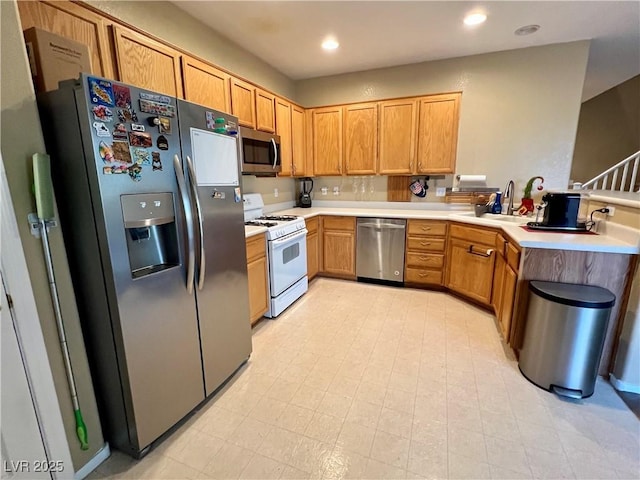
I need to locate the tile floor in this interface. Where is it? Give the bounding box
[89,278,640,479]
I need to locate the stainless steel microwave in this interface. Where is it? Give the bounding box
[240,126,281,174]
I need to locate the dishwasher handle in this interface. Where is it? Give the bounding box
[358,222,406,230]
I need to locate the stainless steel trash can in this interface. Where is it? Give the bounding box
[519,281,615,398]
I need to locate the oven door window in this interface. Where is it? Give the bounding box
[269,233,307,297]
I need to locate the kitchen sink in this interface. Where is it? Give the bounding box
[481,213,529,224]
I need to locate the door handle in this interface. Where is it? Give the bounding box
[173,154,194,294]
[468,245,494,257]
[186,155,205,290]
[271,138,278,169]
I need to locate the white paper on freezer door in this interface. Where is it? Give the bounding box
[190,128,239,186]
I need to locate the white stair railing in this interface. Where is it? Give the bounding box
[581,150,640,193]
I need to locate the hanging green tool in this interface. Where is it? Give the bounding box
[31,153,89,450]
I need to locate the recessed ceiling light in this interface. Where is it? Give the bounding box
[515,24,541,36]
[463,13,487,26]
[321,38,339,51]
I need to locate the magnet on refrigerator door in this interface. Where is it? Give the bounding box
[113,123,128,140]
[118,108,138,123]
[88,77,114,106]
[93,122,110,137]
[92,105,113,122]
[128,131,153,148]
[131,148,150,166]
[128,164,142,182]
[158,117,171,134]
[112,141,133,164]
[156,135,169,151]
[113,84,132,109]
[152,152,163,171]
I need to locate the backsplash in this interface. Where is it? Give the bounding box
[241,175,295,205]
[310,175,454,202]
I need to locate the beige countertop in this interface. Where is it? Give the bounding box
[244,225,268,238]
[264,206,640,254]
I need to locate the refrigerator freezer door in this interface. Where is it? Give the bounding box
[178,100,252,396]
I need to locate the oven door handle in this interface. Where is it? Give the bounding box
[271,138,278,170]
[271,228,307,247]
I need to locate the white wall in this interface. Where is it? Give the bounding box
[1,0,104,470]
[297,41,590,202]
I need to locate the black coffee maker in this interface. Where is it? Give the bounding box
[297,177,313,208]
[527,192,586,231]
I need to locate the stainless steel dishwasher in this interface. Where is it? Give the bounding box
[356,218,406,283]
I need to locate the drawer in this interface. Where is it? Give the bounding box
[405,267,442,285]
[406,252,444,269]
[305,216,319,235]
[407,220,447,237]
[245,233,266,262]
[506,242,520,271]
[406,236,446,252]
[323,215,355,231]
[450,223,497,246]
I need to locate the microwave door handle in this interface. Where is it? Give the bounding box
[186,155,205,290]
[173,154,195,294]
[271,138,278,170]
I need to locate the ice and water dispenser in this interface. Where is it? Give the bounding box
[121,193,179,278]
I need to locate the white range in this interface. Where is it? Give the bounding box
[243,193,308,317]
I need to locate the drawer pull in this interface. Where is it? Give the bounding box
[420,242,431,246]
[419,273,428,277]
[469,245,493,257]
[421,226,431,231]
[420,256,428,260]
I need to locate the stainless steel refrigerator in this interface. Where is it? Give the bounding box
[38,74,252,457]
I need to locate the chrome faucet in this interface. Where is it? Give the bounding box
[504,180,515,215]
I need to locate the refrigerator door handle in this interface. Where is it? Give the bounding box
[186,155,205,290]
[271,138,278,170]
[173,154,195,294]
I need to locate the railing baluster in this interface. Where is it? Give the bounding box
[603,174,609,190]
[621,163,629,192]
[630,155,639,193]
[611,169,619,191]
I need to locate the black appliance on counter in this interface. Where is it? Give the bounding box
[527,192,587,232]
[297,177,314,208]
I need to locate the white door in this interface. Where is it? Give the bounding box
[1,277,50,479]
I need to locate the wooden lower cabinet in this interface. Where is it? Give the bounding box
[321,216,356,278]
[245,234,268,325]
[446,224,497,306]
[306,217,319,280]
[404,219,447,286]
[500,265,518,340]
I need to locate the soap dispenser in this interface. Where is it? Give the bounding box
[491,192,503,214]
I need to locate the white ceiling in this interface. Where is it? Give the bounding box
[173,1,640,101]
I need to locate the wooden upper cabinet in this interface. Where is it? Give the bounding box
[416,93,460,174]
[378,99,417,174]
[256,89,276,133]
[181,56,230,112]
[312,106,343,176]
[275,97,292,176]
[343,103,378,175]
[291,105,306,177]
[230,77,256,128]
[18,0,114,79]
[112,26,182,97]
